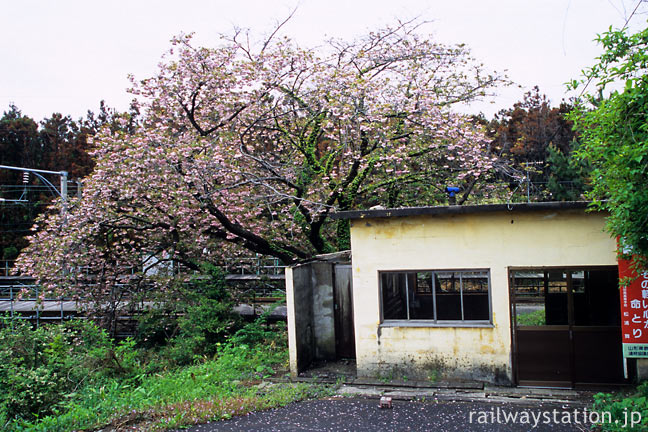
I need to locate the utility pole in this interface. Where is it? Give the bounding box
[60,171,68,214]
[0,165,69,210]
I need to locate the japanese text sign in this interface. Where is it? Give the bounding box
[619,254,648,358]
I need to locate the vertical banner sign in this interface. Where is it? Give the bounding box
[619,253,648,358]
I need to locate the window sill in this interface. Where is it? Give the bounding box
[380,320,494,329]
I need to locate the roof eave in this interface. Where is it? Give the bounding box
[330,201,596,220]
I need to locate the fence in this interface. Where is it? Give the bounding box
[2,256,286,278]
[0,256,287,327]
[0,283,73,322]
[0,260,14,277]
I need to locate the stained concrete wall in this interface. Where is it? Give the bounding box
[637,359,648,381]
[311,262,336,360]
[349,208,617,384]
[286,266,314,375]
[287,260,338,377]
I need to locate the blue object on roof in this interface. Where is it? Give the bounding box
[446,186,460,197]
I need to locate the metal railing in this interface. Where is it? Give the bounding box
[0,283,72,322]
[1,256,286,278]
[0,255,287,325]
[219,257,286,276]
[0,260,16,277]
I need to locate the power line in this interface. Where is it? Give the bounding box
[0,185,69,188]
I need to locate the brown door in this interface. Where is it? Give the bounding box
[512,267,628,387]
[334,264,355,359]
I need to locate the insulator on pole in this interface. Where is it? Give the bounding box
[22,172,29,184]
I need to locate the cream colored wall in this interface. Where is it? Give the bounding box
[285,267,299,377]
[349,209,617,383]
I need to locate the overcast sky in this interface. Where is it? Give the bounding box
[1,0,645,122]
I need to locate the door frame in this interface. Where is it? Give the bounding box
[509,265,627,388]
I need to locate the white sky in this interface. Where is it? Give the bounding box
[1,0,645,121]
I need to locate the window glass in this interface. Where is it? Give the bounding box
[415,272,432,294]
[380,269,490,323]
[512,268,619,327]
[462,271,490,320]
[409,272,435,319]
[571,271,585,294]
[435,272,462,320]
[546,271,568,325]
[574,270,620,326]
[513,271,546,326]
[381,272,407,320]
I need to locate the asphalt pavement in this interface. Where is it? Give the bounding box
[181,397,597,431]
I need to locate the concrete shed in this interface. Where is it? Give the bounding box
[287,202,638,387]
[286,251,354,376]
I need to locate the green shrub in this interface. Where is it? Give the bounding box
[0,265,293,430]
[135,306,179,348]
[136,264,242,369]
[516,309,546,326]
[0,318,142,423]
[593,381,648,431]
[8,322,303,431]
[230,306,287,347]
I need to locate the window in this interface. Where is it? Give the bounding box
[511,267,620,327]
[380,269,491,324]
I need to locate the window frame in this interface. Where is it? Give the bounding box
[379,268,493,328]
[510,266,621,328]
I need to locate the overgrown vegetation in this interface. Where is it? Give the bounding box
[135,265,243,368]
[0,268,326,430]
[0,314,326,431]
[593,381,648,431]
[568,22,648,268]
[515,308,546,326]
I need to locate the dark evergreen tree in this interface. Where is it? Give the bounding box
[0,102,138,261]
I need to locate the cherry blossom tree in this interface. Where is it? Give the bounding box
[16,21,506,320]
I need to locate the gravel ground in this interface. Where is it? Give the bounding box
[180,397,597,431]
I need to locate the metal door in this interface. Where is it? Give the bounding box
[334,264,355,359]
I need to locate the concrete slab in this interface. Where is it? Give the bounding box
[337,386,384,397]
[335,384,594,406]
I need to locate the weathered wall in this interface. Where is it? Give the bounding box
[311,262,336,360]
[349,209,617,384]
[637,359,648,381]
[286,261,338,377]
[286,266,314,376]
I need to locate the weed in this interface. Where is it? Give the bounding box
[377,369,394,384]
[591,381,648,431]
[1,309,317,431]
[516,309,546,326]
[0,266,306,431]
[427,370,439,383]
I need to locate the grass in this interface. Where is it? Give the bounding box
[0,315,334,431]
[591,381,648,431]
[0,268,330,431]
[7,342,332,431]
[516,309,546,326]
